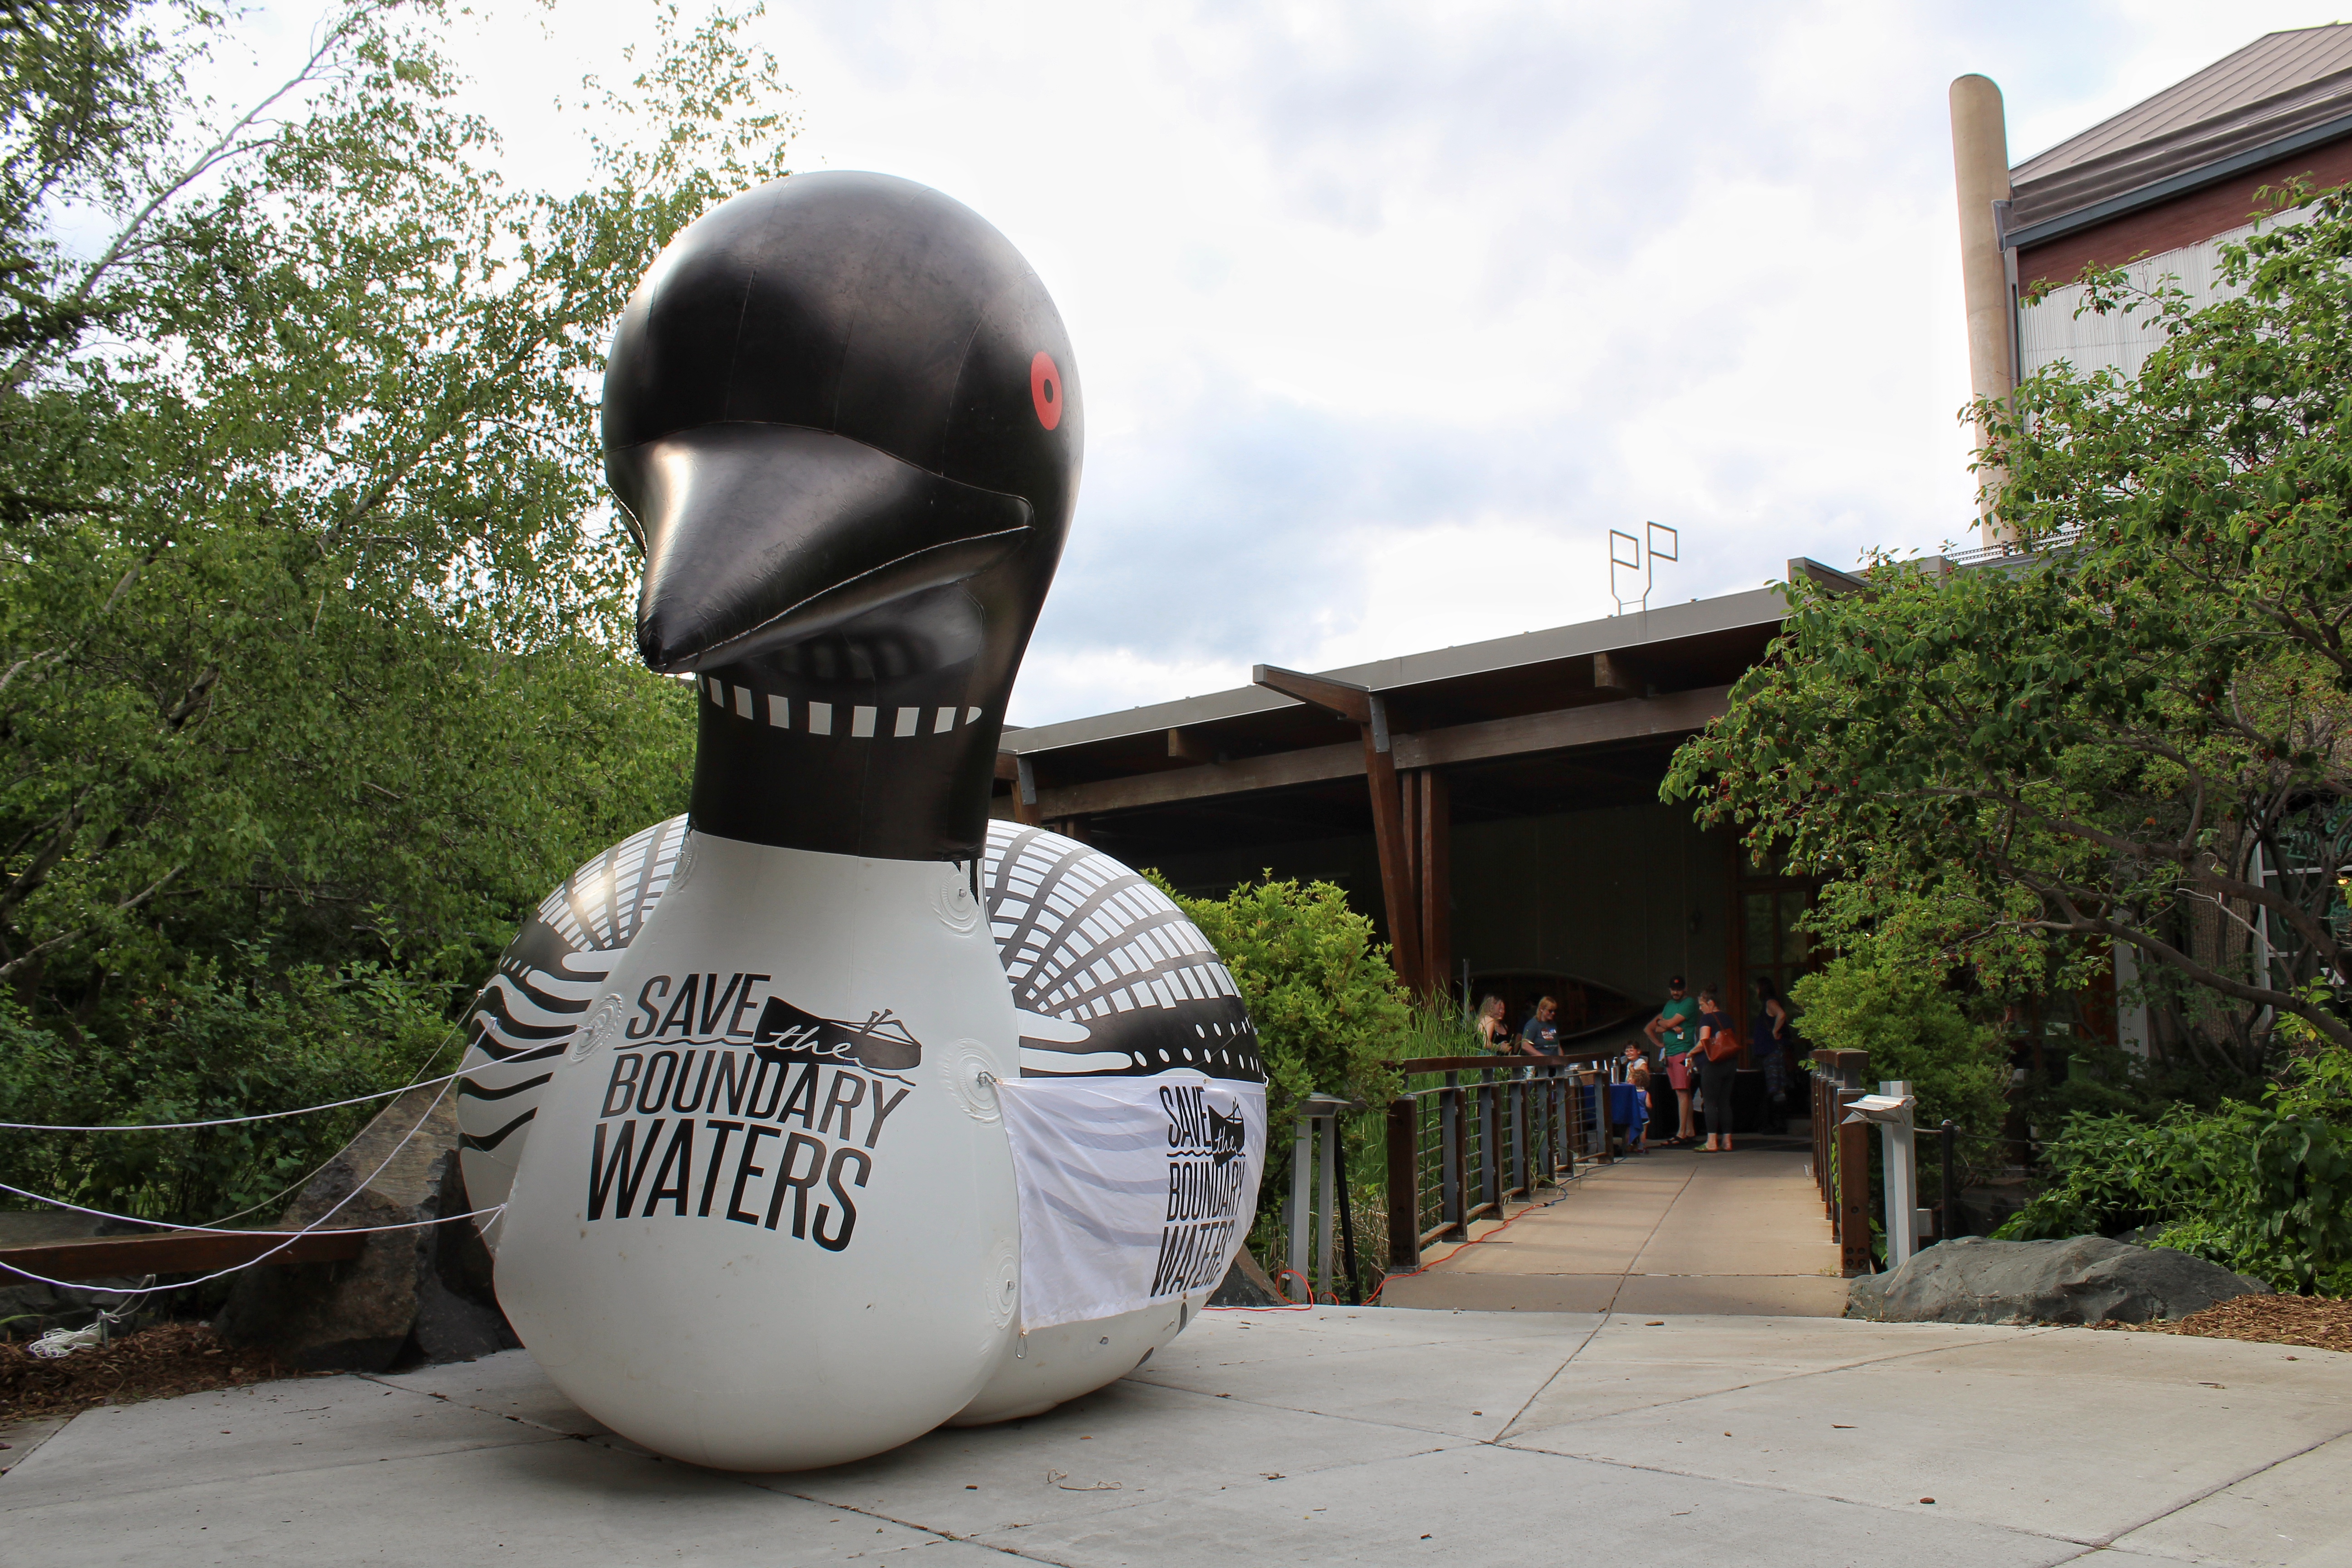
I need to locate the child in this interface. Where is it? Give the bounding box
[1623,1045,1652,1154]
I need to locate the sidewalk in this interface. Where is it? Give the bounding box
[1380,1144,1849,1315]
[5,1308,2347,1565]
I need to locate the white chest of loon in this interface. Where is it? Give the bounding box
[450,172,1266,1472]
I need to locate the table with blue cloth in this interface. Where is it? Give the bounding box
[1579,1083,1647,1148]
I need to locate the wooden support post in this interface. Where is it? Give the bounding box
[1411,768,1451,998]
[1360,718,1422,988]
[1385,1097,1419,1269]
[1837,1092,1873,1276]
[1590,1069,1614,1164]
[1254,665,1422,988]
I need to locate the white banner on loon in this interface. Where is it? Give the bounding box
[998,1076,1265,1332]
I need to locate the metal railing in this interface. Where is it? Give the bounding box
[1287,1093,1365,1302]
[1809,1049,1874,1276]
[1379,1051,1632,1271]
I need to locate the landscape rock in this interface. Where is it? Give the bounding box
[1208,1247,1284,1307]
[1847,1235,2269,1325]
[213,1086,516,1371]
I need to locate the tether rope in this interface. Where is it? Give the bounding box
[0,1067,474,1132]
[0,1071,471,1301]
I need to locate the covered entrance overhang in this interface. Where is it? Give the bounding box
[993,580,1817,1029]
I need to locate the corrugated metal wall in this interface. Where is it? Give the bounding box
[2016,218,2257,383]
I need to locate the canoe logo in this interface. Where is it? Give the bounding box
[751,997,923,1074]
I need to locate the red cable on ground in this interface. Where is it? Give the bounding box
[1207,1182,1584,1314]
[1363,1184,1575,1306]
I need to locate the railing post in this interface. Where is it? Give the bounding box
[1592,1069,1614,1163]
[1440,1083,1464,1240]
[1836,1088,1872,1276]
[1479,1078,1501,1213]
[1290,1111,1313,1284]
[1508,1079,1526,1198]
[1560,1069,1576,1176]
[1811,1059,1831,1214]
[1386,1097,1419,1269]
[1939,1119,1961,1241]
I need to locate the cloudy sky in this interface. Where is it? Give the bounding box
[285,1,2346,724]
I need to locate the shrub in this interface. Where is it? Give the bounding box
[1789,959,2008,1143]
[1994,1047,2352,1293]
[0,952,455,1227]
[1152,874,1408,1258]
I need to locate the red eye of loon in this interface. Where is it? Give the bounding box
[1030,351,1062,431]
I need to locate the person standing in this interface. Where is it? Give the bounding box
[1694,985,1739,1152]
[1751,975,1793,1115]
[1622,1043,1652,1153]
[1476,994,1514,1056]
[1646,976,1699,1145]
[1521,995,1561,1056]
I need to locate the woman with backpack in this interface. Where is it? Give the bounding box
[1694,985,1740,1152]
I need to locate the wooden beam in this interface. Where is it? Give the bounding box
[1254,664,1418,990]
[0,1228,367,1281]
[1414,769,1452,998]
[1012,755,1043,826]
[1166,727,1216,763]
[1027,685,1731,818]
[1359,725,1421,988]
[1033,737,1361,816]
[1787,557,1872,598]
[1593,651,1647,698]
[1252,664,1372,726]
[1395,685,1729,770]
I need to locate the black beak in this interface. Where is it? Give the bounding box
[611,424,1033,674]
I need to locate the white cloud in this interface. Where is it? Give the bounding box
[278,0,2347,721]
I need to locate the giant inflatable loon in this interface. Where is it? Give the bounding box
[449,172,1268,1472]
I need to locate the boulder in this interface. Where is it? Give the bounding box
[213,1086,517,1371]
[1208,1247,1284,1307]
[1847,1235,2269,1325]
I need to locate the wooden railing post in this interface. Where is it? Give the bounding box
[1836,1088,1873,1276]
[1440,1081,1464,1240]
[1592,1069,1614,1163]
[1478,1078,1501,1213]
[1385,1097,1419,1269]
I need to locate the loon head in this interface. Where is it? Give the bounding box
[603,172,1080,862]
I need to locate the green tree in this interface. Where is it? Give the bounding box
[0,1,794,1221]
[1665,184,2352,1090]
[1786,958,2007,1142]
[1154,874,1407,1246]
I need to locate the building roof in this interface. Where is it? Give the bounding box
[990,575,1817,865]
[1002,584,1786,758]
[2009,24,2352,244]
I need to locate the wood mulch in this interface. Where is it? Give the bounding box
[1,1323,314,1424]
[2094,1294,2352,1354]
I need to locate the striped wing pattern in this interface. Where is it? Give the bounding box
[454,815,690,1235]
[985,821,1264,1083]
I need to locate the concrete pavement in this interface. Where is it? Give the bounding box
[1382,1142,1851,1315]
[5,1306,2347,1565]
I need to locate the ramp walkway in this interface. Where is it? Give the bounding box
[1380,1144,1848,1315]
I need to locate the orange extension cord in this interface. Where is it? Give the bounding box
[1205,1181,1579,1313]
